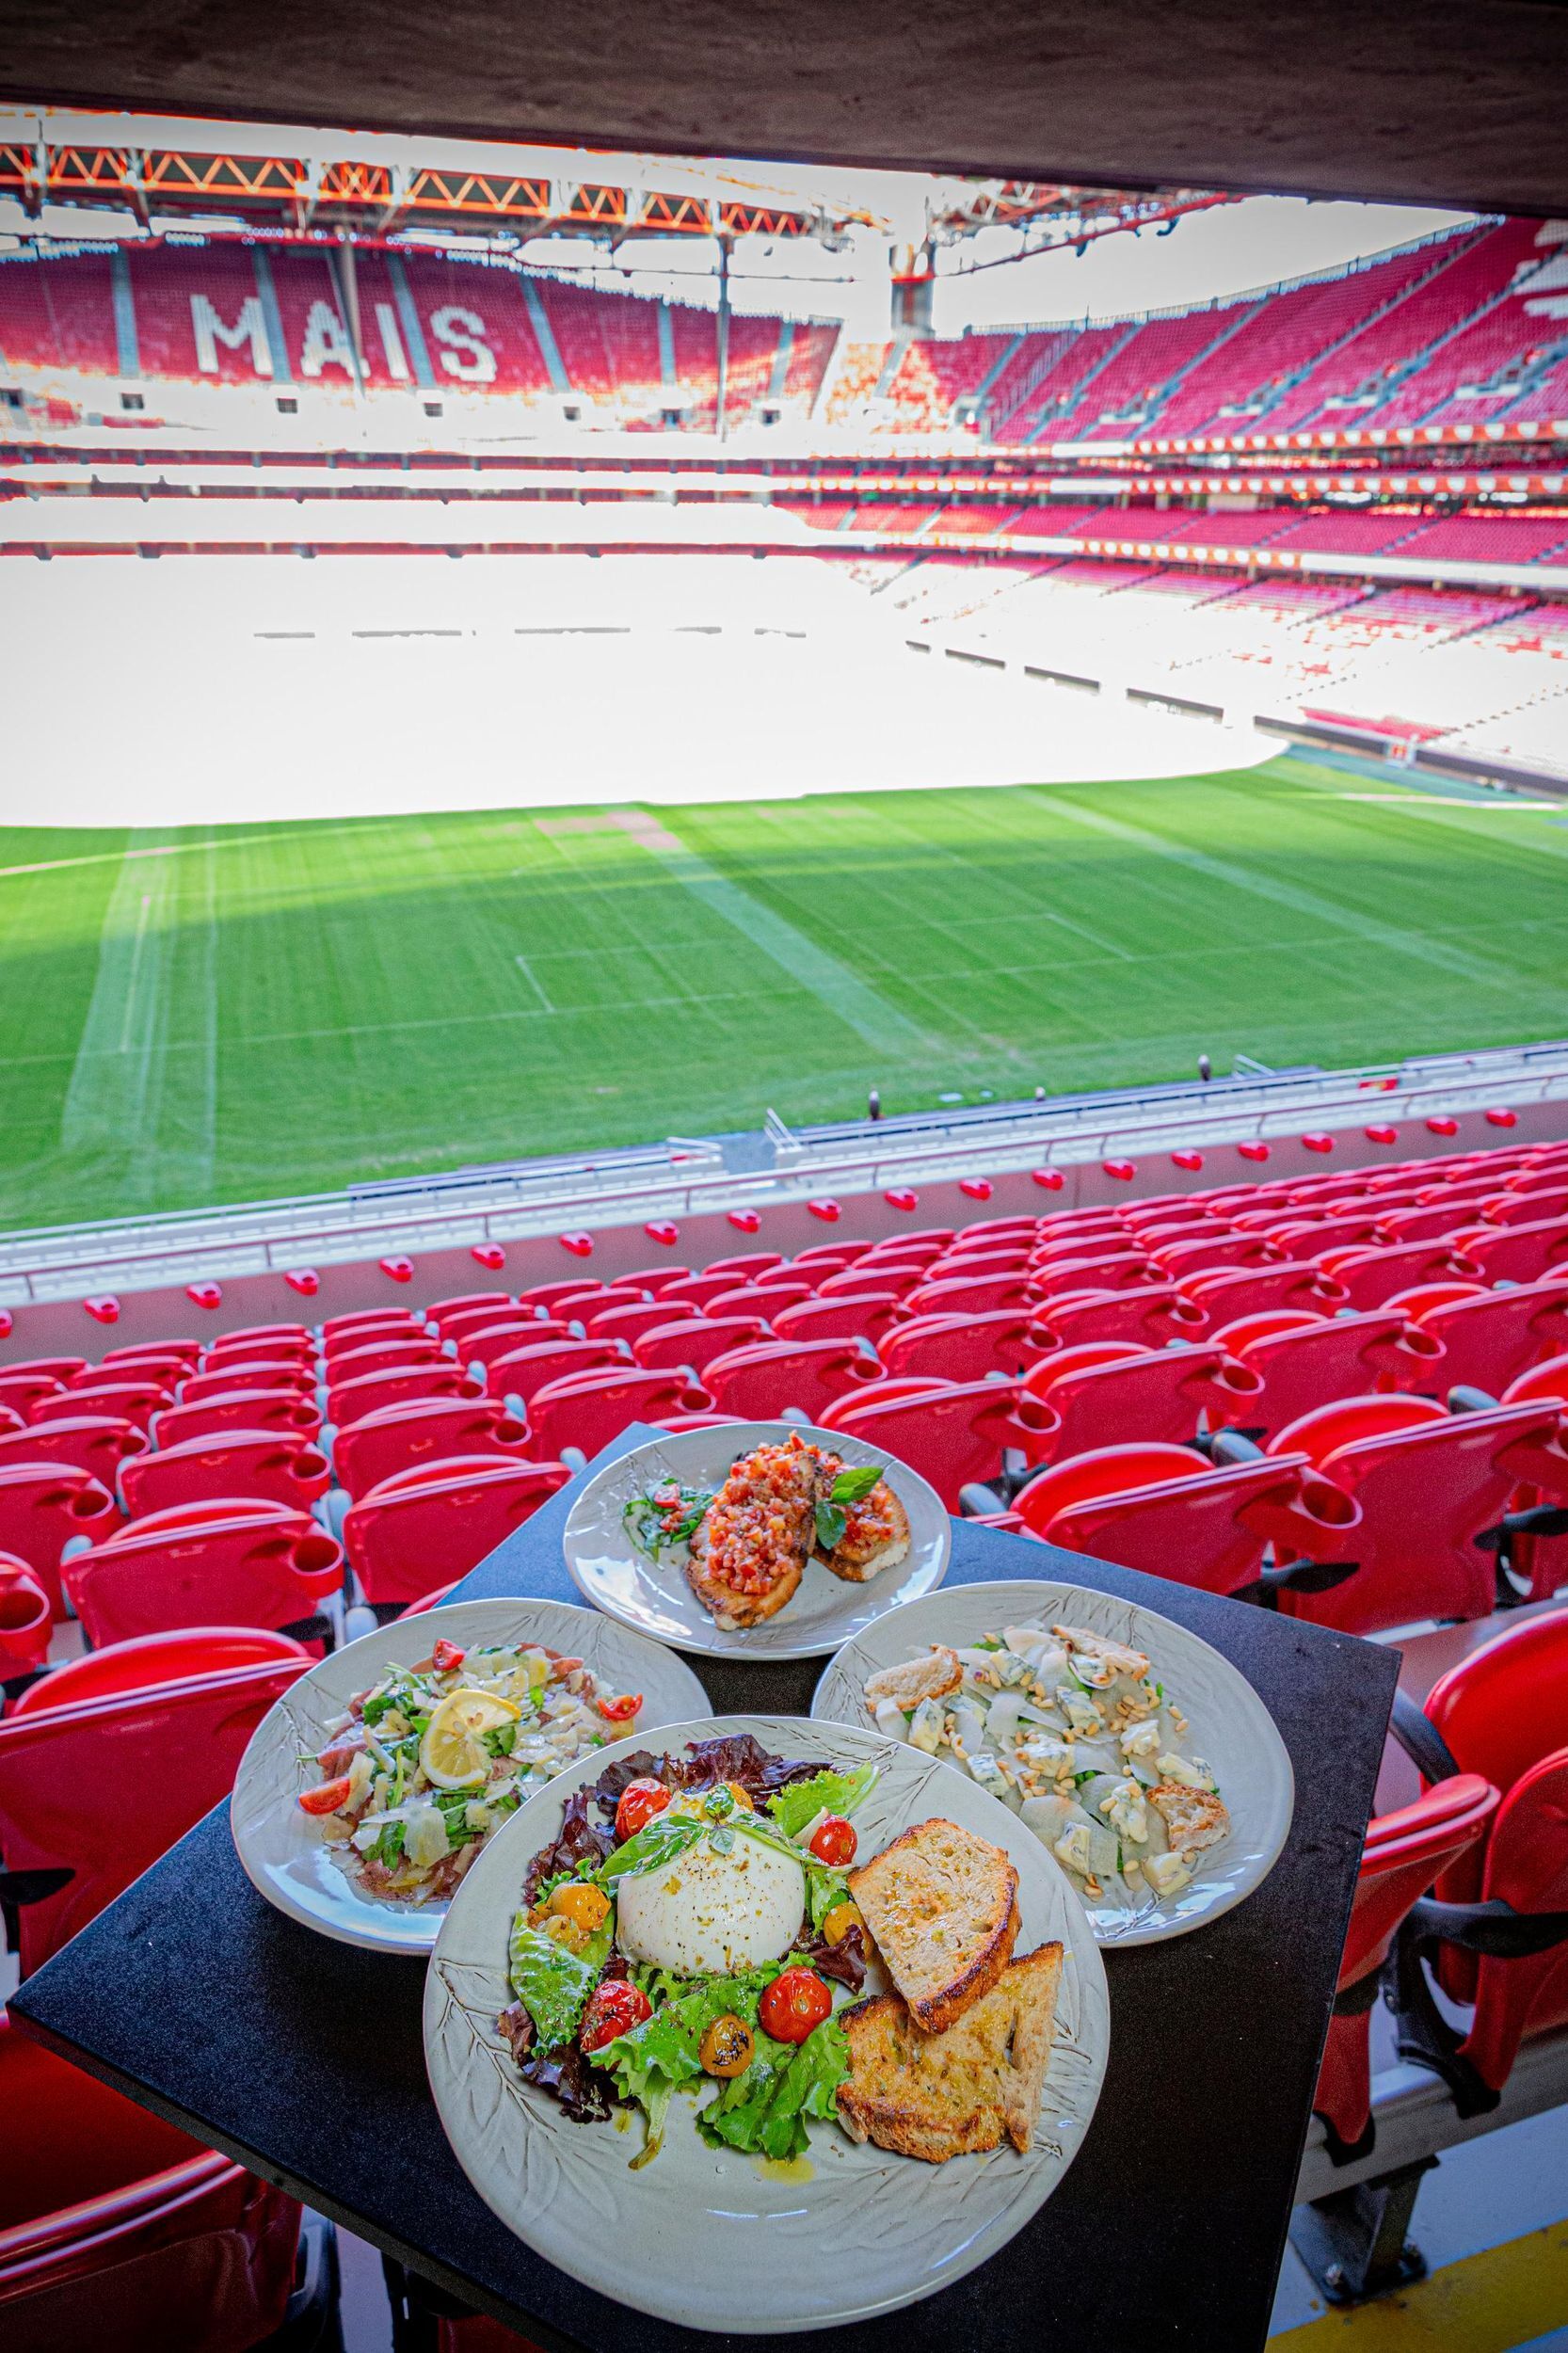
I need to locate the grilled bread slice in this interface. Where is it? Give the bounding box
[685,1514,805,1627]
[817,1480,911,1583]
[837,1942,1063,2162]
[848,1817,1020,2033]
[862,1646,963,1712]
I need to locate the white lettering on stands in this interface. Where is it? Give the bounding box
[374,302,411,383]
[190,294,271,377]
[430,306,496,384]
[300,300,356,378]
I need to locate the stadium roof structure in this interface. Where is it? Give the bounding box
[1,0,1563,220]
[0,108,1228,273]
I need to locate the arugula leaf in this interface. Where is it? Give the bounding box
[481,1720,519,1759]
[507,1921,601,2050]
[366,1820,406,1868]
[764,1764,878,1842]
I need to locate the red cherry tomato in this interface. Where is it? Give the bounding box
[808,1815,857,1867]
[430,1639,466,1672]
[580,1978,653,2056]
[759,1967,832,2046]
[297,1773,352,1817]
[596,1691,643,1723]
[615,1778,672,1843]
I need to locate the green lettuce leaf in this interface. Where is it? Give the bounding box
[506,1920,602,2050]
[696,2010,851,2163]
[763,1763,878,1842]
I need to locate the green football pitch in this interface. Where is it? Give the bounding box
[2,753,1564,1233]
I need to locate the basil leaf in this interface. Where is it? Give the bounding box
[814,1501,847,1552]
[831,1465,885,1504]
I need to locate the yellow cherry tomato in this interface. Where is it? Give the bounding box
[698,2013,756,2078]
[549,1881,611,1933]
[822,1899,866,1947]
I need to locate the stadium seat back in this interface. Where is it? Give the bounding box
[330,1395,532,1501]
[525,1366,710,1461]
[0,2012,302,2353]
[320,1335,441,1383]
[0,1374,66,1418]
[701,1338,882,1421]
[30,1381,170,1436]
[61,1504,344,1647]
[632,1316,771,1376]
[485,1337,621,1405]
[705,1282,814,1321]
[178,1360,315,1405]
[322,1310,417,1342]
[0,1463,117,1619]
[326,1361,479,1427]
[1484,1183,1568,1227]
[1460,1750,1568,2095]
[701,1252,784,1281]
[652,1273,753,1315]
[1314,1775,1497,2154]
[83,1349,193,1387]
[1035,1283,1210,1349]
[515,1279,620,1315]
[344,1459,570,1607]
[769,1292,904,1345]
[1226,1308,1444,1433]
[0,1555,51,1675]
[0,1646,311,1969]
[455,1319,562,1371]
[1403,1277,1568,1395]
[424,1290,513,1330]
[0,1414,146,1486]
[120,1429,331,1518]
[1150,1233,1282,1276]
[1024,1340,1263,1462]
[879,1308,1039,1385]
[903,1271,1039,1319]
[1322,1238,1484,1310]
[156,1387,323,1448]
[1028,1251,1162,1302]
[818,1377,1051,1512]
[585,1299,703,1342]
[814,1260,929,1300]
[1015,1443,1358,1599]
[1180,1260,1348,1322]
[214,1322,312,1352]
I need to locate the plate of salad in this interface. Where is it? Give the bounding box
[812,1579,1295,1945]
[561,1420,951,1660]
[424,1714,1109,2333]
[231,1598,709,1952]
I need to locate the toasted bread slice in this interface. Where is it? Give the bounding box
[818,1481,911,1583]
[837,1942,1063,2162]
[685,1514,805,1627]
[1149,1781,1230,1858]
[848,1817,1020,2033]
[863,1645,963,1712]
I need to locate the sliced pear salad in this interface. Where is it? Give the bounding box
[864,1622,1229,1908]
[296,1635,643,1905]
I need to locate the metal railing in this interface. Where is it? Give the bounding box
[1,1039,1565,1305]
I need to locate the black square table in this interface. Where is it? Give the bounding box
[10,1428,1397,2353]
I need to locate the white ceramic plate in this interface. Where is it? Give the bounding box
[561,1421,951,1661]
[424,1713,1110,2335]
[231,1599,709,1953]
[812,1579,1295,1946]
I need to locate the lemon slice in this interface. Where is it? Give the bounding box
[419,1688,521,1791]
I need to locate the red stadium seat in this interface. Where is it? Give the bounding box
[701,1338,884,1421]
[1320,1239,1483,1310]
[515,1280,619,1315]
[216,1321,313,1352]
[343,1459,571,1608]
[321,1334,441,1383]
[1399,1278,1568,1396]
[0,1632,310,1970]
[898,1270,1038,1318]
[0,1415,146,1488]
[706,1282,814,1320]
[178,1360,315,1405]
[1013,1443,1359,1602]
[0,1374,68,1419]
[0,1464,117,1620]
[1482,1182,1568,1227]
[1034,1283,1210,1350]
[585,1299,704,1343]
[156,1387,322,1448]
[878,1309,1039,1385]
[326,1362,480,1428]
[1448,1217,1568,1289]
[1180,1261,1348,1323]
[0,1358,88,1387]
[425,1290,513,1331]
[818,1378,1053,1512]
[120,1429,331,1518]
[330,1395,532,1502]
[453,1319,564,1371]
[769,1292,904,1345]
[1460,1750,1568,2094]
[1268,1395,1568,1634]
[0,1557,52,1676]
[632,1316,771,1376]
[207,1337,317,1373]
[1021,1340,1265,1461]
[1029,1251,1164,1302]
[1220,1307,1445,1433]
[29,1381,170,1437]
[321,1310,423,1345]
[702,1252,784,1281]
[653,1273,757,1315]
[1150,1232,1284,1276]
[79,1349,191,1389]
[0,2012,303,2353]
[485,1337,622,1405]
[814,1261,930,1299]
[525,1367,710,1461]
[1313,1776,1497,2156]
[61,1502,344,1648]
[436,1305,545,1353]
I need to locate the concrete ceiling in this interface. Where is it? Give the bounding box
[6,0,1567,220]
